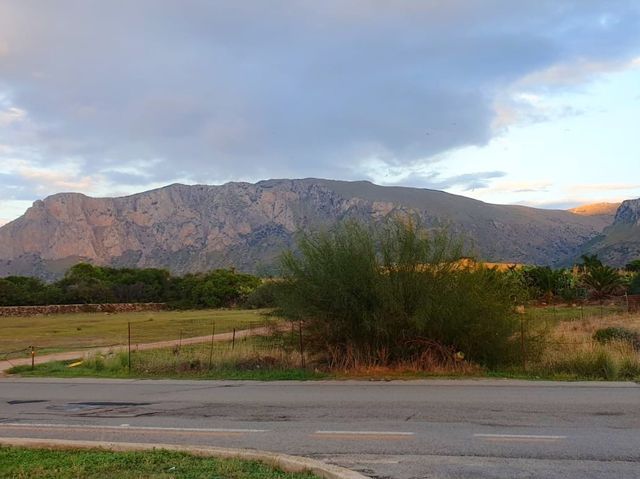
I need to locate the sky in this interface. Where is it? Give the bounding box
[0,0,639,225]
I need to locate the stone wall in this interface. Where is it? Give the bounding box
[0,303,167,317]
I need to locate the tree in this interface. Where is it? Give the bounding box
[578,254,603,271]
[522,266,565,303]
[581,264,624,300]
[276,220,523,368]
[168,269,261,309]
[625,259,640,273]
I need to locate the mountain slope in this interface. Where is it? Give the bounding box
[579,198,640,266]
[0,178,613,279]
[569,202,619,219]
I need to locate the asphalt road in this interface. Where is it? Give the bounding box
[0,378,639,478]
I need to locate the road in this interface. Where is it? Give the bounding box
[0,378,639,478]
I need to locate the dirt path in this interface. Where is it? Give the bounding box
[0,327,267,375]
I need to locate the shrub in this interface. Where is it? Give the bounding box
[593,327,640,350]
[277,220,523,368]
[630,274,640,295]
[243,280,280,309]
[536,342,640,380]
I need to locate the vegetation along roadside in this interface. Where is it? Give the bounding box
[8,219,640,381]
[0,447,319,479]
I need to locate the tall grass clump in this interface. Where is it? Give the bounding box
[534,341,640,380]
[276,220,524,369]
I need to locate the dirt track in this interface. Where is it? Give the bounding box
[0,327,266,375]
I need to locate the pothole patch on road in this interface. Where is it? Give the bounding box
[46,402,154,418]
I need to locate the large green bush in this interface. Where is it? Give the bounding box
[276,220,523,368]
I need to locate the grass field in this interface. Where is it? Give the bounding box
[7,306,640,382]
[0,309,270,358]
[0,447,319,479]
[524,303,627,324]
[10,333,325,381]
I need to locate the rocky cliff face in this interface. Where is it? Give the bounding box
[0,179,614,279]
[613,199,640,226]
[580,198,640,266]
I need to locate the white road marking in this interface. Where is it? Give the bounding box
[314,430,414,436]
[0,423,268,433]
[474,433,566,440]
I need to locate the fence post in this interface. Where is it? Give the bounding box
[30,346,35,371]
[625,293,629,314]
[299,320,305,369]
[208,320,216,370]
[520,316,526,372]
[127,322,131,374]
[232,328,236,350]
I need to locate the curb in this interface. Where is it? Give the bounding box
[0,437,369,479]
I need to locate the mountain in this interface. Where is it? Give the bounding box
[0,178,614,279]
[579,198,640,266]
[569,202,619,218]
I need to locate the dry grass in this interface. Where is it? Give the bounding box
[332,361,483,379]
[552,311,640,342]
[528,311,640,380]
[13,333,320,380]
[0,309,270,357]
[130,335,304,374]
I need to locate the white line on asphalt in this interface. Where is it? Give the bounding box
[314,430,414,436]
[474,433,566,440]
[0,423,268,433]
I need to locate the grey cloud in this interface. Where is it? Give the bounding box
[387,170,507,192]
[0,0,638,191]
[0,173,43,201]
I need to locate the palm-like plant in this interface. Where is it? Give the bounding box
[581,264,624,300]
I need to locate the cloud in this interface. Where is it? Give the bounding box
[483,180,553,194]
[0,0,638,218]
[570,183,640,193]
[518,57,640,88]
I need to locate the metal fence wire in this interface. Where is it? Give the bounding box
[3,295,638,374]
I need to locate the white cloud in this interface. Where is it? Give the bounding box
[570,183,640,193]
[518,57,640,88]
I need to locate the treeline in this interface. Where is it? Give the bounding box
[521,255,640,303]
[0,263,262,309]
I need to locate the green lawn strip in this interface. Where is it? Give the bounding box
[0,447,319,479]
[9,360,325,381]
[1,309,270,358]
[12,359,639,381]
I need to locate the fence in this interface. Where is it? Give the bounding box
[123,319,307,374]
[1,316,307,374]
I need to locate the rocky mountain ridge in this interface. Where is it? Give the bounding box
[0,179,620,279]
[580,198,640,266]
